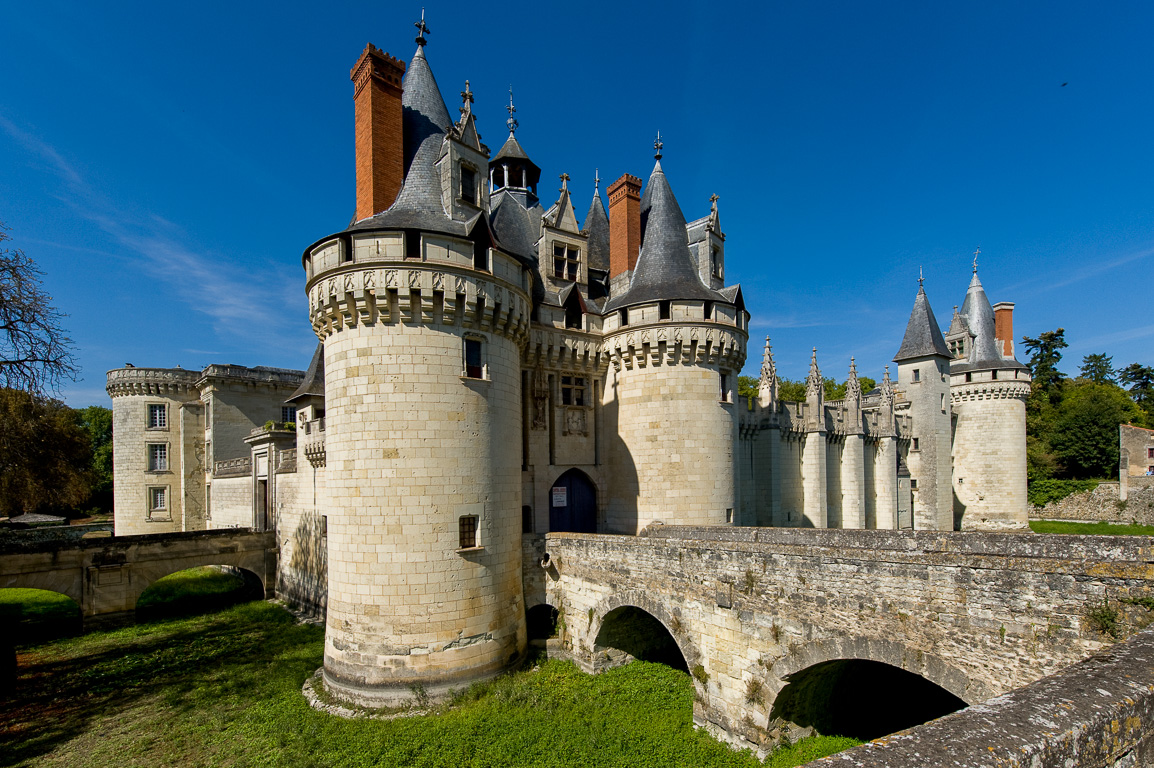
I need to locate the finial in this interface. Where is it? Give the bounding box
[710,193,719,206]
[594,169,600,193]
[559,172,570,193]
[972,246,980,274]
[506,87,518,136]
[918,265,924,289]
[459,80,473,116]
[654,131,663,160]
[414,8,430,46]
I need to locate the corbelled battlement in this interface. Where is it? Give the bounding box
[106,367,201,397]
[602,322,746,372]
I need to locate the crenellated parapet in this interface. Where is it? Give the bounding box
[950,377,1030,404]
[106,367,201,398]
[523,328,606,375]
[307,263,532,346]
[602,322,746,372]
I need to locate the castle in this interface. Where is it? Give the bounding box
[106,21,1030,707]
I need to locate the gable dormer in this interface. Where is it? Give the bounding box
[439,81,490,222]
[686,194,726,290]
[541,174,589,292]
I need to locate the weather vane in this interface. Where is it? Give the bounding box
[506,87,518,135]
[459,80,473,116]
[414,8,430,46]
[972,246,980,273]
[594,168,600,192]
[654,131,663,160]
[918,265,924,288]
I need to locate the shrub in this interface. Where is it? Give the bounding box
[1028,478,1100,507]
[1086,599,1120,639]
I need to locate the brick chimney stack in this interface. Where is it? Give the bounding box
[351,44,406,222]
[608,174,642,280]
[993,301,1015,357]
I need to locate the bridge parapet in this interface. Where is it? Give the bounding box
[541,527,1154,757]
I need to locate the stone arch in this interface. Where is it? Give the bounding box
[586,590,700,671]
[1,571,83,606]
[769,635,992,705]
[526,602,559,642]
[130,561,265,609]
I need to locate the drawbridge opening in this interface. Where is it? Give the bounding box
[526,604,560,643]
[771,658,966,741]
[136,566,264,623]
[594,606,687,672]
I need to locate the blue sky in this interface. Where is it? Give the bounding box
[2,2,1151,407]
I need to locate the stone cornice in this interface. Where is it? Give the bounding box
[307,263,531,346]
[523,329,606,375]
[950,379,1031,404]
[602,321,747,372]
[106,368,200,398]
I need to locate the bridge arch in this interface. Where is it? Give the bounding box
[0,573,82,606]
[129,559,267,608]
[769,636,993,706]
[586,590,700,672]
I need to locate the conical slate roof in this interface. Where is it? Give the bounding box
[604,160,725,312]
[954,270,1027,372]
[287,343,325,403]
[893,285,951,361]
[489,189,539,262]
[583,189,610,272]
[349,45,465,236]
[490,134,541,189]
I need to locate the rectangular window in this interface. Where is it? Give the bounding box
[619,308,628,327]
[148,404,167,429]
[911,479,919,489]
[553,243,579,280]
[912,368,921,383]
[703,301,714,320]
[711,247,722,279]
[912,437,920,451]
[965,372,972,382]
[1148,448,1154,459]
[720,372,730,402]
[282,406,297,425]
[991,369,998,380]
[464,338,483,379]
[150,487,166,511]
[561,376,586,406]
[148,443,168,472]
[459,515,478,549]
[461,166,477,205]
[659,300,671,320]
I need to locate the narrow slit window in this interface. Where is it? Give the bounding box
[720,372,730,402]
[703,301,714,320]
[659,300,671,320]
[461,166,477,205]
[619,308,629,327]
[912,437,920,451]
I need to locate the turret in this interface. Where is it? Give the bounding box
[948,261,1031,530]
[303,24,531,707]
[600,144,747,532]
[893,277,954,530]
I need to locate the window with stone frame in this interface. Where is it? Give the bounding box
[459,515,478,549]
[463,337,484,379]
[719,372,730,402]
[711,246,722,279]
[553,243,579,281]
[148,403,167,429]
[148,486,168,519]
[461,165,478,205]
[282,406,297,425]
[561,375,586,406]
[148,443,168,472]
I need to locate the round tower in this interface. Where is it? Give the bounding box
[306,37,532,706]
[947,270,1031,530]
[601,155,747,533]
[106,366,203,535]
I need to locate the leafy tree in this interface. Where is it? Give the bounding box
[1048,381,1141,479]
[1079,353,1116,384]
[1022,329,1067,404]
[0,388,93,518]
[737,375,758,401]
[77,405,113,515]
[0,222,78,395]
[1119,363,1154,420]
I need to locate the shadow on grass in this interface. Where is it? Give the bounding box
[135,566,265,624]
[0,601,324,768]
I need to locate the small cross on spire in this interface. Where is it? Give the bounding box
[506,87,518,136]
[594,169,600,193]
[918,265,924,289]
[973,246,981,273]
[654,131,663,160]
[459,80,473,116]
[559,172,570,193]
[414,8,430,46]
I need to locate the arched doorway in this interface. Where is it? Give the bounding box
[594,606,687,672]
[771,658,967,740]
[549,468,597,533]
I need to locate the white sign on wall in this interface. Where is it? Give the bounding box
[552,487,567,507]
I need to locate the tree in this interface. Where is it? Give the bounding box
[77,405,114,515]
[1079,353,1115,384]
[1048,381,1141,479]
[0,388,93,518]
[1022,329,1067,404]
[0,222,78,395]
[1119,363,1154,420]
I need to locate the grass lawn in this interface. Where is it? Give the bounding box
[1029,520,1154,536]
[0,572,861,767]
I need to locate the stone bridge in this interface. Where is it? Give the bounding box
[527,526,1154,756]
[0,529,277,629]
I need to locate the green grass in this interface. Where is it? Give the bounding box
[1029,520,1154,536]
[765,736,864,768]
[0,595,863,767]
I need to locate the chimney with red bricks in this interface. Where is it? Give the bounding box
[608,174,642,280]
[350,44,406,222]
[993,301,1015,358]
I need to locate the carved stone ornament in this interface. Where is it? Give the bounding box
[563,406,588,436]
[385,269,398,287]
[432,272,445,290]
[408,270,420,288]
[328,278,337,296]
[363,270,376,289]
[455,275,466,293]
[531,366,549,430]
[344,274,355,292]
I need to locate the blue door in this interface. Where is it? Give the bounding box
[548,469,597,533]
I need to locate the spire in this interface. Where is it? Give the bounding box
[806,348,823,399]
[559,172,569,194]
[506,87,518,136]
[414,8,430,46]
[959,264,1002,367]
[846,357,861,403]
[758,337,778,407]
[459,80,473,118]
[583,171,610,272]
[881,365,894,400]
[603,157,723,311]
[894,277,951,362]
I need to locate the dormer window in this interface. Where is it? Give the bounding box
[461,166,478,206]
[710,246,722,279]
[553,244,579,281]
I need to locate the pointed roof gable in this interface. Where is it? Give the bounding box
[490,134,542,189]
[287,343,325,403]
[894,285,951,362]
[545,176,580,232]
[488,189,539,262]
[583,187,610,272]
[605,160,725,312]
[954,270,1027,372]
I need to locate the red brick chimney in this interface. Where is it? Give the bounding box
[608,174,642,279]
[993,301,1015,357]
[351,44,406,222]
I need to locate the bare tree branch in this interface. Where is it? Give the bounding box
[0,221,79,395]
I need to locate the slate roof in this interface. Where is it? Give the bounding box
[490,134,541,189]
[604,160,726,312]
[489,189,540,262]
[347,45,466,237]
[583,190,610,272]
[953,271,1027,372]
[893,285,951,361]
[287,343,326,403]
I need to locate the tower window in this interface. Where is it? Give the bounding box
[912,368,921,383]
[461,166,477,205]
[720,372,730,402]
[553,244,579,281]
[561,376,586,406]
[910,479,919,489]
[991,370,998,380]
[711,246,722,279]
[148,443,168,472]
[282,406,297,425]
[912,437,920,451]
[619,308,629,327]
[148,404,167,429]
[459,515,479,549]
[703,301,714,320]
[463,338,484,379]
[405,231,420,259]
[965,372,972,383]
[659,300,671,320]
